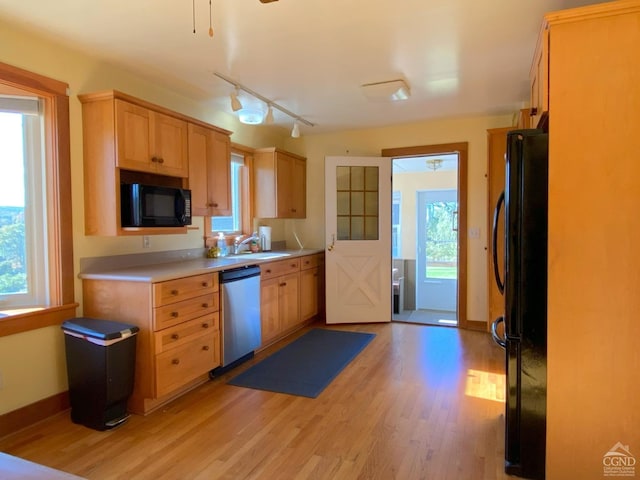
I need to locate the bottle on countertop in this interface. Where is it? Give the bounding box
[217,232,228,257]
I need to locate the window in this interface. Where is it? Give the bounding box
[0,98,48,308]
[0,61,75,337]
[211,152,245,235]
[392,191,401,258]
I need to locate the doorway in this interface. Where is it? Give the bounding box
[383,143,468,328]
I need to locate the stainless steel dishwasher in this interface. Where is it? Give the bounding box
[218,265,261,369]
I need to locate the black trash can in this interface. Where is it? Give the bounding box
[62,317,139,431]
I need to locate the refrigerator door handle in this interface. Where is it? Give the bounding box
[491,316,507,349]
[492,191,505,294]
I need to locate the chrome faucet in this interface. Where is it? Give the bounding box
[233,232,260,254]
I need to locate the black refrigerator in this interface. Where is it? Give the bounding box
[491,129,548,480]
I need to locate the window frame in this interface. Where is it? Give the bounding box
[0,61,76,337]
[204,143,253,244]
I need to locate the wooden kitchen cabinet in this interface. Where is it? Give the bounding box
[82,272,221,415]
[259,254,325,347]
[188,123,232,216]
[529,24,549,129]
[538,3,640,478]
[115,100,189,177]
[79,90,232,236]
[486,127,511,333]
[253,147,306,218]
[259,257,301,346]
[300,253,324,321]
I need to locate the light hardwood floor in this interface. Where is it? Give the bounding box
[0,322,510,480]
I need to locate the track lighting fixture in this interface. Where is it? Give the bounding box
[230,88,242,112]
[265,105,274,125]
[291,122,300,138]
[214,72,314,130]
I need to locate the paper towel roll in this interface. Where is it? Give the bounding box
[258,226,272,251]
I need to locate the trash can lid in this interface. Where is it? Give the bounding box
[61,317,139,340]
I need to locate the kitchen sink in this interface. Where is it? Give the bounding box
[236,252,291,260]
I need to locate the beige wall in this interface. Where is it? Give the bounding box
[393,169,458,260]
[0,17,514,415]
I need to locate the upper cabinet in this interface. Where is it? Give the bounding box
[529,24,549,129]
[115,100,188,177]
[78,90,232,235]
[188,123,231,217]
[253,148,306,219]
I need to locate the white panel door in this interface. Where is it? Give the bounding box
[325,156,391,324]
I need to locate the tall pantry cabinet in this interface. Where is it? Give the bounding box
[542,2,640,478]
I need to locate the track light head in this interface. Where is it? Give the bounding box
[265,105,274,124]
[230,88,242,111]
[291,122,300,138]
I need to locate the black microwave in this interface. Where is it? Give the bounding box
[120,183,192,228]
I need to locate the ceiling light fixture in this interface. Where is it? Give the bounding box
[230,88,242,111]
[291,122,300,138]
[426,158,443,171]
[264,105,274,124]
[361,79,411,102]
[214,72,314,130]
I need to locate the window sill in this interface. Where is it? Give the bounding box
[0,304,79,337]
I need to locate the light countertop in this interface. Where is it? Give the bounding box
[78,249,324,283]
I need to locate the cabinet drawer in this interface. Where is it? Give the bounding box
[154,293,218,330]
[300,254,324,271]
[153,273,218,307]
[155,331,219,397]
[154,313,219,354]
[260,258,300,280]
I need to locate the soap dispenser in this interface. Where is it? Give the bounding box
[217,232,228,257]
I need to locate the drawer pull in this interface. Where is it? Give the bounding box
[201,282,208,287]
[171,312,179,318]
[290,264,297,268]
[171,334,179,340]
[158,157,164,164]
[279,282,287,287]
[202,322,209,329]
[202,303,209,308]
[170,289,179,296]
[172,358,180,365]
[265,269,272,274]
[202,345,210,351]
[151,156,159,163]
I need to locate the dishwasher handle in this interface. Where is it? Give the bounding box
[219,265,261,283]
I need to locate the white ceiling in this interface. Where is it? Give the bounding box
[0,0,605,135]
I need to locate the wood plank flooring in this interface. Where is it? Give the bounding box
[0,322,510,480]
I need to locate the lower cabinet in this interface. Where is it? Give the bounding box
[259,253,324,347]
[82,272,221,415]
[300,253,324,321]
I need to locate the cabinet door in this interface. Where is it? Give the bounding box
[300,266,319,321]
[188,124,231,216]
[279,272,300,331]
[530,26,549,128]
[291,157,306,218]
[151,111,189,178]
[115,99,152,172]
[276,153,306,218]
[260,277,280,345]
[187,123,210,216]
[208,129,231,215]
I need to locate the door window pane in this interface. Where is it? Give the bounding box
[335,165,379,240]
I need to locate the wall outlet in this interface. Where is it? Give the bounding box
[468,227,480,239]
[142,236,150,248]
